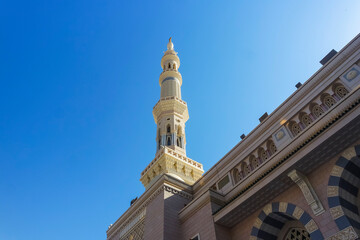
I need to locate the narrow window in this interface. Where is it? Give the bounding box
[167,137,171,146]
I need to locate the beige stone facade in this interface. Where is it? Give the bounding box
[107,34,360,240]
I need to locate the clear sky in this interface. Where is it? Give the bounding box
[0,1,359,239]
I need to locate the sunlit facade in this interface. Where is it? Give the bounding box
[106,34,360,240]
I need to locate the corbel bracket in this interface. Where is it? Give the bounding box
[288,170,325,216]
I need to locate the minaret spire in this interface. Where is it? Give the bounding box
[140,39,203,188]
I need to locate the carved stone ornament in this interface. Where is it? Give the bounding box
[304,219,318,233]
[293,206,304,220]
[327,186,339,197]
[326,226,358,240]
[288,170,325,216]
[254,218,262,229]
[330,206,344,220]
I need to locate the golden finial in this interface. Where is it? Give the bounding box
[169,37,172,42]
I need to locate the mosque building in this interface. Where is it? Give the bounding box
[106,34,360,240]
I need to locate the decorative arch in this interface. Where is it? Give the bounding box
[250,155,260,169]
[310,102,324,119]
[240,162,251,177]
[267,140,277,155]
[299,112,312,127]
[258,147,268,162]
[177,125,182,136]
[288,121,301,137]
[232,168,241,184]
[327,145,360,237]
[332,82,349,99]
[321,93,336,109]
[250,202,323,240]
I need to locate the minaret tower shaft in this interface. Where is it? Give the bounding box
[154,38,188,156]
[140,38,203,188]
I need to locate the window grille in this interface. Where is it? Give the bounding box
[284,227,310,240]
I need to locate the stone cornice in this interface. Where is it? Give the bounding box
[212,87,360,219]
[192,33,360,197]
[178,189,225,223]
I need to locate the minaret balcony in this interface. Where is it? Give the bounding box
[152,97,189,124]
[140,146,204,189]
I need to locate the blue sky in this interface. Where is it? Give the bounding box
[0,1,359,239]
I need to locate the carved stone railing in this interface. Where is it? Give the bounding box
[141,147,203,177]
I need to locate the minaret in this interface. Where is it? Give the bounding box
[155,37,187,155]
[140,38,203,188]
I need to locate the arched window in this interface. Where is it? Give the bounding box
[167,125,171,133]
[168,63,171,69]
[334,84,348,98]
[321,93,336,108]
[167,136,171,146]
[289,121,301,136]
[311,104,324,118]
[173,63,176,70]
[300,112,312,127]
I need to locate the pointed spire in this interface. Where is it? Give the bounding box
[167,37,174,50]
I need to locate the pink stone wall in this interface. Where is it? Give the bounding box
[143,190,165,240]
[164,191,190,240]
[181,202,217,240]
[230,154,341,239]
